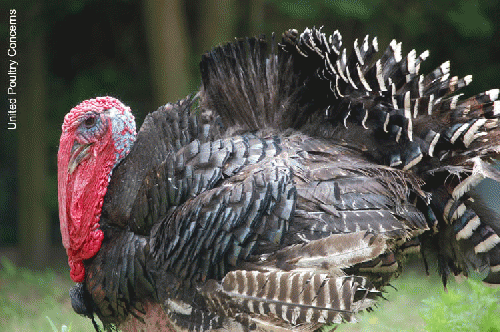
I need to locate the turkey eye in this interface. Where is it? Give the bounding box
[84,116,96,128]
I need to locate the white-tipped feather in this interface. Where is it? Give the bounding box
[494,100,500,116]
[441,61,451,75]
[450,94,462,110]
[418,74,424,97]
[336,52,348,82]
[295,44,308,57]
[428,94,435,115]
[440,73,450,82]
[321,33,330,54]
[357,64,372,91]
[455,216,480,240]
[395,126,402,143]
[475,234,500,254]
[413,98,420,118]
[443,198,454,223]
[464,75,473,85]
[345,64,358,89]
[396,42,403,62]
[450,123,469,144]
[372,36,378,52]
[325,51,337,75]
[407,49,416,75]
[334,76,344,97]
[404,91,411,119]
[487,88,500,101]
[376,60,387,91]
[428,132,440,157]
[383,112,390,132]
[391,81,398,108]
[463,119,487,147]
[449,76,458,88]
[403,151,421,170]
[420,50,430,60]
[332,30,342,53]
[354,39,363,65]
[363,35,369,51]
[361,109,369,129]
[450,203,466,222]
[407,118,414,142]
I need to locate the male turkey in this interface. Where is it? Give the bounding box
[58,27,500,331]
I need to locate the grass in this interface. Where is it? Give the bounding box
[337,269,443,332]
[0,256,93,332]
[337,265,500,332]
[0,256,498,331]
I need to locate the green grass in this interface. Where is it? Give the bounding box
[420,278,500,332]
[338,267,500,332]
[337,269,443,332]
[1,256,498,331]
[0,256,94,332]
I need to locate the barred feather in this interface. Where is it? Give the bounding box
[281,27,500,173]
[202,270,379,329]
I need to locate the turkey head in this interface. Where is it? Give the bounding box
[57,96,136,282]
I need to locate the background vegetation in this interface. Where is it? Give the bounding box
[0,0,499,330]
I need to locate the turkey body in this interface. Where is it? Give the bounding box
[58,28,500,331]
[91,130,425,331]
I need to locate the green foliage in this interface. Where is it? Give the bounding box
[0,257,92,331]
[420,279,500,332]
[274,0,321,19]
[268,0,380,20]
[322,0,381,20]
[336,268,500,332]
[337,269,435,331]
[446,0,493,37]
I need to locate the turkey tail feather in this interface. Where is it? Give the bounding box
[280,27,500,286]
[200,34,330,133]
[281,27,500,172]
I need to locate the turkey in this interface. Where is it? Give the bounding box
[58,27,500,331]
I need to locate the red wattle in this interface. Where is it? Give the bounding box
[69,259,85,283]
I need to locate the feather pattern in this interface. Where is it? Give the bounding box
[202,270,379,329]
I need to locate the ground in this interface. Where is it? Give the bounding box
[0,254,480,332]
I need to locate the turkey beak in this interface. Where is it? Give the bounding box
[68,141,92,174]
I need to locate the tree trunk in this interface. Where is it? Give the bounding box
[197,0,238,56]
[248,0,265,36]
[143,0,191,107]
[17,2,50,269]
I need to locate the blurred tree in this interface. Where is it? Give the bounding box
[248,0,265,36]
[143,0,190,107]
[196,0,238,56]
[17,1,50,269]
